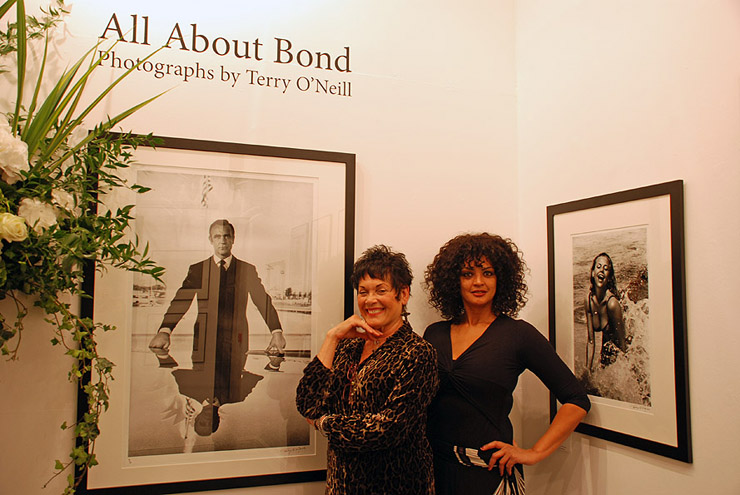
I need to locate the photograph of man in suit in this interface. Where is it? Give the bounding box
[148,219,287,434]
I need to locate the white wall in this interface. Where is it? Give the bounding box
[0,1,516,493]
[60,0,519,330]
[516,1,740,494]
[0,297,77,495]
[4,1,738,494]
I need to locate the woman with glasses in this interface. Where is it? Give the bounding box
[296,245,438,495]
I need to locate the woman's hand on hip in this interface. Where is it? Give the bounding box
[481,440,546,476]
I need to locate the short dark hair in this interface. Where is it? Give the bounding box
[350,245,413,297]
[424,233,528,321]
[209,219,235,237]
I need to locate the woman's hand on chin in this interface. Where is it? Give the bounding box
[328,314,383,342]
[318,315,382,368]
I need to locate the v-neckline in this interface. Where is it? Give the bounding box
[449,319,497,362]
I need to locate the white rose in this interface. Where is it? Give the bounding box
[18,197,58,233]
[0,120,30,184]
[51,189,78,214]
[0,212,29,242]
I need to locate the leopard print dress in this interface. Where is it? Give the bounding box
[296,323,438,494]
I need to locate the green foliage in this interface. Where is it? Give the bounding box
[1,2,165,493]
[0,0,68,62]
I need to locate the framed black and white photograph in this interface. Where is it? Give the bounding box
[81,137,355,493]
[547,180,691,462]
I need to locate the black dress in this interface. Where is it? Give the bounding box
[424,316,590,495]
[296,324,439,495]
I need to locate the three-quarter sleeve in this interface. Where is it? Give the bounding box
[519,322,591,412]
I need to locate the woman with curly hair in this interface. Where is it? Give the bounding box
[423,233,590,495]
[585,252,626,370]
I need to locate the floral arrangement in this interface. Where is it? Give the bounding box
[1,1,164,492]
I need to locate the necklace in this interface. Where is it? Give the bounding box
[371,323,403,348]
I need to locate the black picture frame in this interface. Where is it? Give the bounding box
[547,180,691,462]
[79,136,355,493]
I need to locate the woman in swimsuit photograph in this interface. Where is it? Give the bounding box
[584,252,627,370]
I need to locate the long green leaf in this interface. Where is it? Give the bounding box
[42,50,106,158]
[32,40,121,163]
[21,31,50,137]
[50,91,168,170]
[60,45,166,141]
[22,44,96,153]
[40,43,165,165]
[22,61,81,154]
[12,0,26,133]
[51,74,87,150]
[0,0,18,20]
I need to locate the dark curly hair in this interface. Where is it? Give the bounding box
[424,233,528,321]
[350,245,413,299]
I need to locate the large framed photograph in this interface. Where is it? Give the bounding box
[547,180,691,462]
[81,137,355,493]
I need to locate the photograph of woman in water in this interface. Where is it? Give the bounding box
[571,227,652,407]
[585,252,626,370]
[548,180,690,461]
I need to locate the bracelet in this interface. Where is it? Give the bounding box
[315,415,328,437]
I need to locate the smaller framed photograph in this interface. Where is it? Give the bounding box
[80,136,355,493]
[547,180,691,462]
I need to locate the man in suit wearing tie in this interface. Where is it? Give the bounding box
[148,219,286,434]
